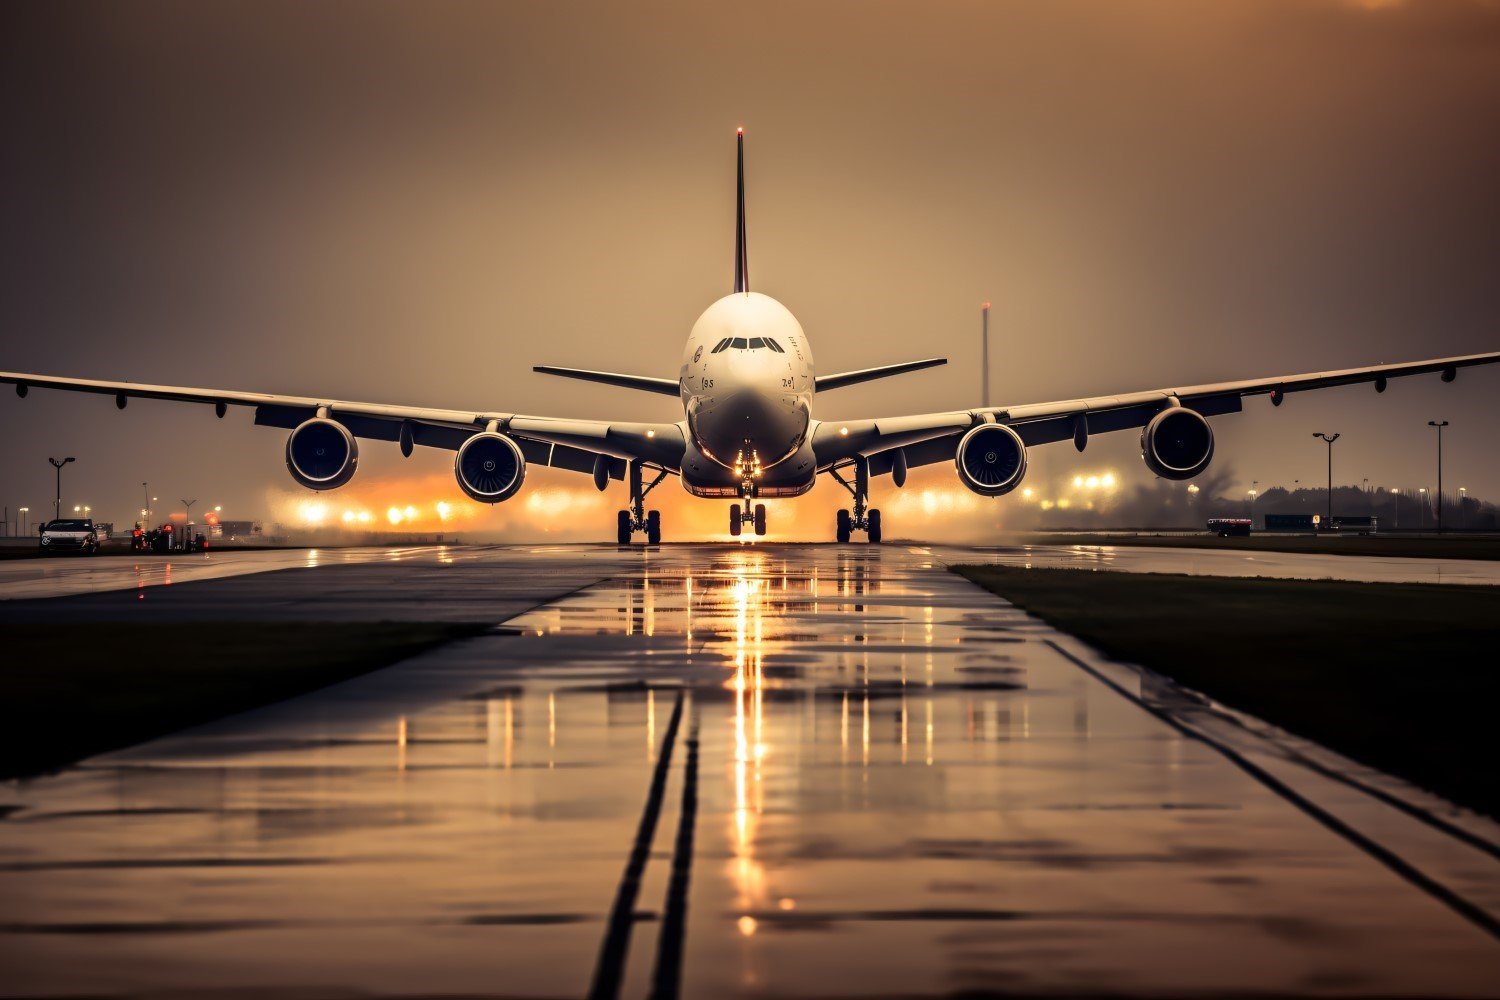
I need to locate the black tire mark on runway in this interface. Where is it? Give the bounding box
[588,689,684,1000]
[649,709,700,1000]
[1044,639,1500,940]
[1194,701,1500,862]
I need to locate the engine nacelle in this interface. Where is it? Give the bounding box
[285,417,358,490]
[1141,407,1214,480]
[955,423,1028,497]
[455,432,526,503]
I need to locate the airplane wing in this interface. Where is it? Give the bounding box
[0,370,686,480]
[815,358,947,392]
[531,366,681,397]
[811,349,1500,475]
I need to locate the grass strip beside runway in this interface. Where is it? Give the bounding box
[1007,533,1500,561]
[0,621,488,779]
[956,566,1500,818]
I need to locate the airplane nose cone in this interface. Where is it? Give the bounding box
[691,387,804,471]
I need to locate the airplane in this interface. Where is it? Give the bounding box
[5,128,1499,544]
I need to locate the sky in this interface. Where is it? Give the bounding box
[2,0,1498,539]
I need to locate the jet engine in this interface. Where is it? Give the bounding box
[455,432,526,503]
[285,417,358,490]
[1140,407,1214,480]
[955,423,1027,497]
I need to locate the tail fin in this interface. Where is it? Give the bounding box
[734,127,749,294]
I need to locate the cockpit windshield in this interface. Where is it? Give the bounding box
[710,336,786,354]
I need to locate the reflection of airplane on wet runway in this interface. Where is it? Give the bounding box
[5,130,1499,544]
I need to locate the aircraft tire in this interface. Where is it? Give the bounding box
[647,509,661,545]
[617,510,632,545]
[867,508,882,544]
[729,506,742,537]
[754,504,767,536]
[836,509,852,543]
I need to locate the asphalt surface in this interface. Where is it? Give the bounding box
[2,539,1498,616]
[1,544,1498,997]
[944,542,1500,585]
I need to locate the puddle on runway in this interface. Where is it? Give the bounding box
[1,545,1498,997]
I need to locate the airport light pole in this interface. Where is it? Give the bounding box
[980,301,990,409]
[1428,420,1448,533]
[1312,433,1339,529]
[182,498,197,542]
[18,507,28,536]
[48,456,75,521]
[1459,487,1467,530]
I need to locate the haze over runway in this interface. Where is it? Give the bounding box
[4,0,1500,541]
[2,544,1497,997]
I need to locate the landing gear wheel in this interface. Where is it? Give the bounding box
[616,510,632,545]
[646,509,661,545]
[754,504,767,536]
[729,505,742,537]
[836,509,852,543]
[867,508,882,544]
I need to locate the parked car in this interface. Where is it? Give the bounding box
[39,518,99,555]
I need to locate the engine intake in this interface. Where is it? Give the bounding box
[955,424,1027,496]
[456,432,526,503]
[1141,407,1214,480]
[286,418,358,490]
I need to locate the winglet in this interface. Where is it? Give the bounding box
[734,127,749,294]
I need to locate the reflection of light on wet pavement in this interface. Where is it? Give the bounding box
[1,544,1498,997]
[950,542,1500,586]
[728,554,768,945]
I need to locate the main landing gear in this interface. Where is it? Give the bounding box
[830,458,882,543]
[728,498,767,538]
[617,460,666,544]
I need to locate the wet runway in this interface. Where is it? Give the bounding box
[2,545,1499,997]
[946,542,1500,586]
[3,539,1497,613]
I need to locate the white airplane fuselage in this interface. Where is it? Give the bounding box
[678,292,818,498]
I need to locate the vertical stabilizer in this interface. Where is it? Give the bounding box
[734,127,749,293]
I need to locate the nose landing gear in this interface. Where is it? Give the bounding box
[616,460,666,544]
[729,499,767,537]
[830,458,883,543]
